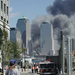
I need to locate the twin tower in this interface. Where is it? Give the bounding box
[40,20,54,56]
[16,16,54,56]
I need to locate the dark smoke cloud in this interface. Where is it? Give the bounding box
[47,0,75,16]
[31,0,75,51]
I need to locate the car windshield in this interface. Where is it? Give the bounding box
[39,63,55,69]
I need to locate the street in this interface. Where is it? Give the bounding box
[20,72,38,75]
[19,70,75,75]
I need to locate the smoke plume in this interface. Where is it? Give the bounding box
[31,0,75,51]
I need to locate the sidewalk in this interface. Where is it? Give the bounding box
[19,68,31,74]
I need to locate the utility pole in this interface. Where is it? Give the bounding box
[62,35,65,74]
[24,50,25,70]
[70,39,72,75]
[59,31,63,73]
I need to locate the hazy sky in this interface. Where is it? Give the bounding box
[9,0,55,27]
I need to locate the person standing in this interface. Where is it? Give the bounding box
[5,59,20,75]
[36,65,38,73]
[31,66,34,73]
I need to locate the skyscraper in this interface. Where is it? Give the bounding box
[10,28,22,51]
[16,16,31,55]
[40,20,54,55]
[0,0,10,39]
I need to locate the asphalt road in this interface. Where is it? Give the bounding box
[19,69,75,75]
[20,72,38,75]
[20,72,75,75]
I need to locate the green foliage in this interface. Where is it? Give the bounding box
[11,41,22,59]
[3,22,8,40]
[5,41,13,60]
[0,36,3,48]
[0,22,9,65]
[0,28,3,49]
[22,48,27,53]
[0,22,27,64]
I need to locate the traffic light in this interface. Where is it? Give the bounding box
[0,28,2,36]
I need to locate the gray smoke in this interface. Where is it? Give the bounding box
[47,0,75,16]
[31,0,75,51]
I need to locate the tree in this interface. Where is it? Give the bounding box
[11,41,22,59]
[0,22,9,71]
[5,41,13,61]
[22,48,27,53]
[0,28,3,49]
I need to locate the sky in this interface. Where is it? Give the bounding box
[9,0,55,28]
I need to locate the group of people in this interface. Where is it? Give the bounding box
[5,59,20,75]
[5,59,39,75]
[31,64,38,73]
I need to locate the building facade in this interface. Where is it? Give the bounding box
[0,0,10,69]
[40,20,54,55]
[0,0,10,39]
[16,16,31,55]
[10,28,22,51]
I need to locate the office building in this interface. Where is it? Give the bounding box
[0,0,10,68]
[10,28,22,51]
[16,16,31,55]
[40,20,54,55]
[0,0,10,39]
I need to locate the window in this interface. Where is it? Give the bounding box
[1,16,3,20]
[7,6,8,15]
[4,4,6,13]
[1,1,3,10]
[7,20,9,24]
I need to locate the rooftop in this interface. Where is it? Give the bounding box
[19,16,28,20]
[42,20,50,24]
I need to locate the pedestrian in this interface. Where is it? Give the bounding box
[36,65,38,73]
[31,66,34,73]
[35,65,38,73]
[5,59,20,75]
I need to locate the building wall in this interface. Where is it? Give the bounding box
[0,0,10,68]
[16,19,26,47]
[10,29,16,42]
[10,28,22,50]
[26,21,31,54]
[16,17,31,55]
[40,21,54,55]
[0,0,10,39]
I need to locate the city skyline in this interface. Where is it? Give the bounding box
[9,0,75,52]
